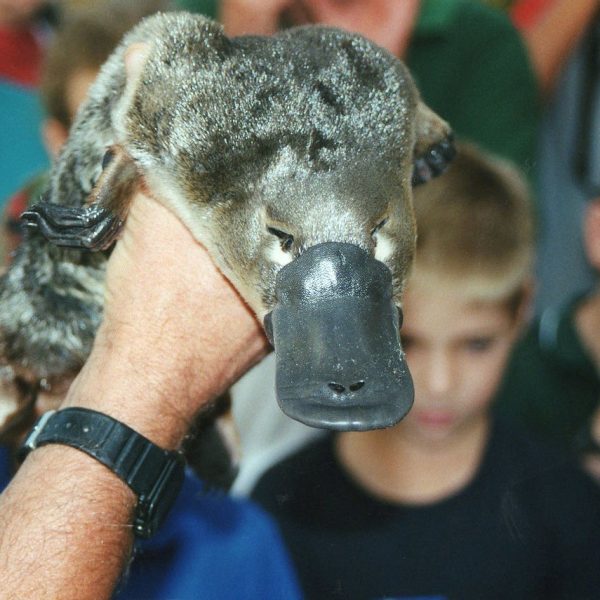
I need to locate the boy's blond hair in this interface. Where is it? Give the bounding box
[412,143,535,304]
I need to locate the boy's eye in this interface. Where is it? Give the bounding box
[464,337,494,353]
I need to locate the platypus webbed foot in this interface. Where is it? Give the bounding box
[21,203,123,251]
[21,146,139,251]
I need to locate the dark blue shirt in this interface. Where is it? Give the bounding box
[0,445,301,599]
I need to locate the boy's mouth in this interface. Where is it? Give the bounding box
[414,410,455,428]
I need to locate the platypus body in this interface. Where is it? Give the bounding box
[0,13,454,439]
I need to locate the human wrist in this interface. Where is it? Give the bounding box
[61,353,193,450]
[61,319,268,450]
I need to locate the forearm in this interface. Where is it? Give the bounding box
[0,335,264,599]
[0,341,187,599]
[0,445,135,600]
[523,0,599,95]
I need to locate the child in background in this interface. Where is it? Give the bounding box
[252,145,600,600]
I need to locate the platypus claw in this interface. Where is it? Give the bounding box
[412,135,457,187]
[21,203,123,251]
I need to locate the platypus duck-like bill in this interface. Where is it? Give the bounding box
[265,242,414,431]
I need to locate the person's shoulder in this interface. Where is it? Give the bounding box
[492,418,572,470]
[149,470,285,548]
[492,420,600,509]
[251,435,337,516]
[418,0,530,83]
[450,0,514,27]
[128,472,302,599]
[442,0,524,51]
[418,0,511,31]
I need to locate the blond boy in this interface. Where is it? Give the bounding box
[252,145,600,600]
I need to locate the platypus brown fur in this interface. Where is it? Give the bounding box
[0,12,454,441]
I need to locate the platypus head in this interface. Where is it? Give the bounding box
[117,16,454,430]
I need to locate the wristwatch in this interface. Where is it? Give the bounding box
[19,407,185,538]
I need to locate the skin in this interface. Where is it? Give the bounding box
[220,0,421,57]
[575,199,600,480]
[520,0,599,96]
[337,273,525,505]
[0,0,45,27]
[0,191,269,599]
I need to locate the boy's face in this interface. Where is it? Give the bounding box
[0,0,44,25]
[399,276,522,445]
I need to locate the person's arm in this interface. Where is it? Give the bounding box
[519,0,599,95]
[0,192,268,600]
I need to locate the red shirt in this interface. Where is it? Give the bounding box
[511,0,554,31]
[0,25,43,87]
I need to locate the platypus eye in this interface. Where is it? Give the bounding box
[371,217,388,237]
[267,226,294,252]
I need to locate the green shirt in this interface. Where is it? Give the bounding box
[177,0,540,170]
[407,0,539,171]
[494,297,600,452]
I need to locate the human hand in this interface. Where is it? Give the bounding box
[63,192,269,449]
[295,0,421,57]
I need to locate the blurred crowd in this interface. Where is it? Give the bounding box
[0,1,599,599]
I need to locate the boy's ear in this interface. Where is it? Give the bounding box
[412,100,456,186]
[512,277,535,334]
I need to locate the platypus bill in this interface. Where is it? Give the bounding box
[0,12,455,435]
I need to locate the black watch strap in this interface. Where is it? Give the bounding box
[19,407,185,538]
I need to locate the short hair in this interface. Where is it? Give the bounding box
[41,0,172,128]
[412,143,535,304]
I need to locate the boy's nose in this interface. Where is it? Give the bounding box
[424,353,455,396]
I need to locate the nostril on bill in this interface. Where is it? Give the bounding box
[327,381,365,394]
[349,380,365,392]
[328,382,346,394]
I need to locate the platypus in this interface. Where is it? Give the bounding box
[0,12,454,439]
